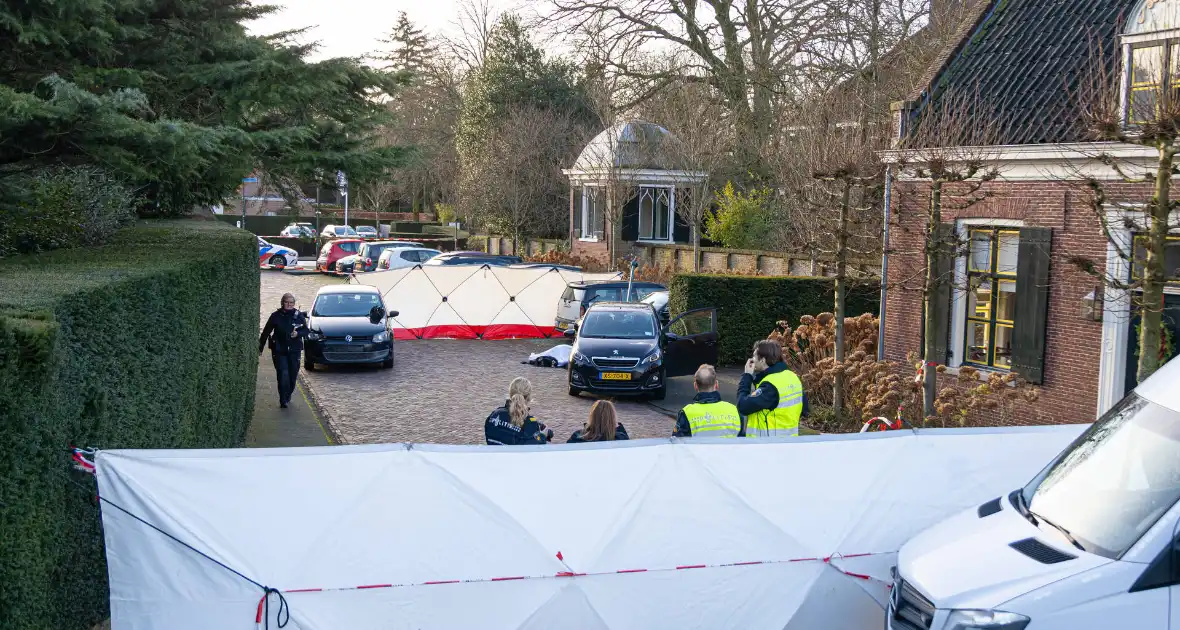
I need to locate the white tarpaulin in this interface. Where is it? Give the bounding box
[97,426,1085,630]
[349,265,621,339]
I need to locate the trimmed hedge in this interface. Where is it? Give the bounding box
[668,274,880,366]
[0,220,258,629]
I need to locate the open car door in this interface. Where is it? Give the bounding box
[664,308,718,377]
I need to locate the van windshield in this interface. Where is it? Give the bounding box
[1020,393,1180,558]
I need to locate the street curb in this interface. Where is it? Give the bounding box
[298,372,345,445]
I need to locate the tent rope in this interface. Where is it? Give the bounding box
[485,267,562,338]
[64,472,290,629]
[68,464,890,621]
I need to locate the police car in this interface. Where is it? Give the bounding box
[258,237,299,268]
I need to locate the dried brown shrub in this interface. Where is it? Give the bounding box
[766,314,1042,432]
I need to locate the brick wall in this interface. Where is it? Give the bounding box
[571,239,609,265]
[886,178,1153,424]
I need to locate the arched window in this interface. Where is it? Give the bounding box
[1122,0,1180,125]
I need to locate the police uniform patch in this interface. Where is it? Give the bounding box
[752,388,763,397]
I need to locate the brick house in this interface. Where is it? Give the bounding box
[882,0,1180,423]
[213,175,324,217]
[564,120,707,266]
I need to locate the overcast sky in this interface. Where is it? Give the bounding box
[248,0,522,61]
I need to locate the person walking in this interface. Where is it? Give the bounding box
[674,364,741,438]
[259,293,308,409]
[737,340,808,437]
[567,400,629,443]
[485,377,553,445]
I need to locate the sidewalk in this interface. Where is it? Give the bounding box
[246,359,334,447]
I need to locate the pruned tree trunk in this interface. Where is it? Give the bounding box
[1138,143,1174,382]
[691,223,701,273]
[833,181,850,420]
[922,181,944,419]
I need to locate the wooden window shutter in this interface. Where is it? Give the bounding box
[928,223,956,365]
[1012,227,1052,384]
[573,188,584,236]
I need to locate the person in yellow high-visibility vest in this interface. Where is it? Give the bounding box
[673,364,741,438]
[737,340,808,437]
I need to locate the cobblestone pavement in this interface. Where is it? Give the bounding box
[261,271,679,445]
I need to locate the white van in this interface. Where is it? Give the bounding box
[555,281,665,331]
[888,357,1180,630]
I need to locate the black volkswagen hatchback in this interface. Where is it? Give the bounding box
[304,285,400,370]
[565,302,718,400]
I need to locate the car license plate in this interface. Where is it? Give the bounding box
[556,322,567,330]
[600,372,631,381]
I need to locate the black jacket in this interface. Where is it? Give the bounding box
[567,423,630,443]
[736,361,809,418]
[673,391,727,437]
[485,403,549,445]
[259,308,309,354]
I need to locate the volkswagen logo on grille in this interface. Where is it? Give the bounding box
[345,335,353,343]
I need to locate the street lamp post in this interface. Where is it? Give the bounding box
[337,170,349,228]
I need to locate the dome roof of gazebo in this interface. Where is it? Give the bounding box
[571,120,679,172]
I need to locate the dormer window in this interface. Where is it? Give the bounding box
[1122,0,1180,126]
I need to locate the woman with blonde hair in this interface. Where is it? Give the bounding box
[567,400,629,443]
[484,377,553,445]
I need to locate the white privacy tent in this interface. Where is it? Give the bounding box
[350,265,621,339]
[97,426,1085,629]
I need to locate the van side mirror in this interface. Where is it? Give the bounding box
[389,310,399,318]
[563,328,577,339]
[369,306,385,324]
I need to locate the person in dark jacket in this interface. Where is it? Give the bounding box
[485,377,553,445]
[259,293,308,408]
[737,339,809,437]
[674,364,741,438]
[568,400,629,443]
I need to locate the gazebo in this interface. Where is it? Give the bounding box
[562,120,707,265]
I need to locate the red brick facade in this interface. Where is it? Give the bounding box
[571,239,610,266]
[885,179,1154,424]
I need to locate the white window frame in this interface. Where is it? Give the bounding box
[949,218,1024,370]
[1120,18,1180,128]
[1097,203,1180,415]
[636,186,676,244]
[579,185,603,242]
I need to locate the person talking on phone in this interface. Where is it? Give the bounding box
[259,292,308,408]
[736,339,807,437]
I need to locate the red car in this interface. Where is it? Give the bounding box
[317,239,362,273]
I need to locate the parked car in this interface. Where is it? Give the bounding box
[509,263,583,272]
[376,247,443,270]
[320,224,359,239]
[564,301,717,400]
[304,284,399,370]
[356,225,378,239]
[338,241,424,274]
[887,355,1180,630]
[257,237,299,268]
[279,224,315,238]
[422,251,523,266]
[316,238,362,272]
[555,281,667,332]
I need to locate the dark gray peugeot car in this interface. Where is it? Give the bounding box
[304,285,399,370]
[565,302,718,400]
